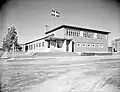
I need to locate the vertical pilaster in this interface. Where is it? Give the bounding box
[69,41,72,52]
[63,40,66,52]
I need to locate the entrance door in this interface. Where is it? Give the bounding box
[66,40,70,52]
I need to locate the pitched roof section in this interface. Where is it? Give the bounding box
[45,25,111,34]
[25,34,54,45]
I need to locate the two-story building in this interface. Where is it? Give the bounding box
[24,25,110,53]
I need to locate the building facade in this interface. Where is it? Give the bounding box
[24,25,110,53]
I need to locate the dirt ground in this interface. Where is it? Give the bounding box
[0,55,120,92]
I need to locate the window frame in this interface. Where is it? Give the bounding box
[42,42,44,47]
[82,42,86,47]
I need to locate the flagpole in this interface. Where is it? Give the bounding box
[51,9,60,29]
[51,15,54,29]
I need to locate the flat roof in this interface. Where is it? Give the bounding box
[25,25,111,45]
[45,25,111,34]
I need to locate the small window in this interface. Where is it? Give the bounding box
[36,43,38,47]
[97,34,103,39]
[31,45,33,50]
[69,30,71,36]
[75,31,77,36]
[77,42,81,47]
[83,32,88,37]
[79,31,81,36]
[96,43,99,48]
[76,31,79,36]
[29,45,31,50]
[66,30,68,36]
[73,31,74,36]
[71,31,72,36]
[34,44,35,49]
[42,42,44,47]
[87,44,91,48]
[72,31,74,36]
[39,43,41,47]
[92,44,95,48]
[82,42,86,47]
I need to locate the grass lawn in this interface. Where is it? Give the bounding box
[0,55,120,92]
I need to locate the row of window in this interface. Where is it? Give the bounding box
[66,29,81,36]
[66,29,104,39]
[83,31,94,38]
[28,42,45,50]
[97,34,104,39]
[77,42,104,48]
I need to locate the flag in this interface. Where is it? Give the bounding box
[51,10,60,17]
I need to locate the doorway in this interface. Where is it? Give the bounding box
[72,41,74,52]
[66,40,70,52]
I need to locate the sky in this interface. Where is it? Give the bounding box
[0,0,120,47]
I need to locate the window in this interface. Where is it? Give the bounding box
[70,31,73,36]
[31,45,33,50]
[97,34,103,39]
[34,44,35,49]
[82,42,86,47]
[75,31,77,36]
[83,32,88,37]
[92,43,95,48]
[83,31,93,38]
[79,31,81,36]
[88,32,93,38]
[36,43,38,47]
[29,45,31,50]
[69,30,71,36]
[42,42,44,47]
[87,43,91,48]
[73,31,74,36]
[96,43,100,48]
[66,30,69,36]
[77,42,81,47]
[77,31,80,36]
[39,43,41,47]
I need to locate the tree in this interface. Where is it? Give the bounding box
[2,26,22,52]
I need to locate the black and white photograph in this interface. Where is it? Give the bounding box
[0,0,120,92]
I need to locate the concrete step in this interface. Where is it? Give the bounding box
[32,52,79,57]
